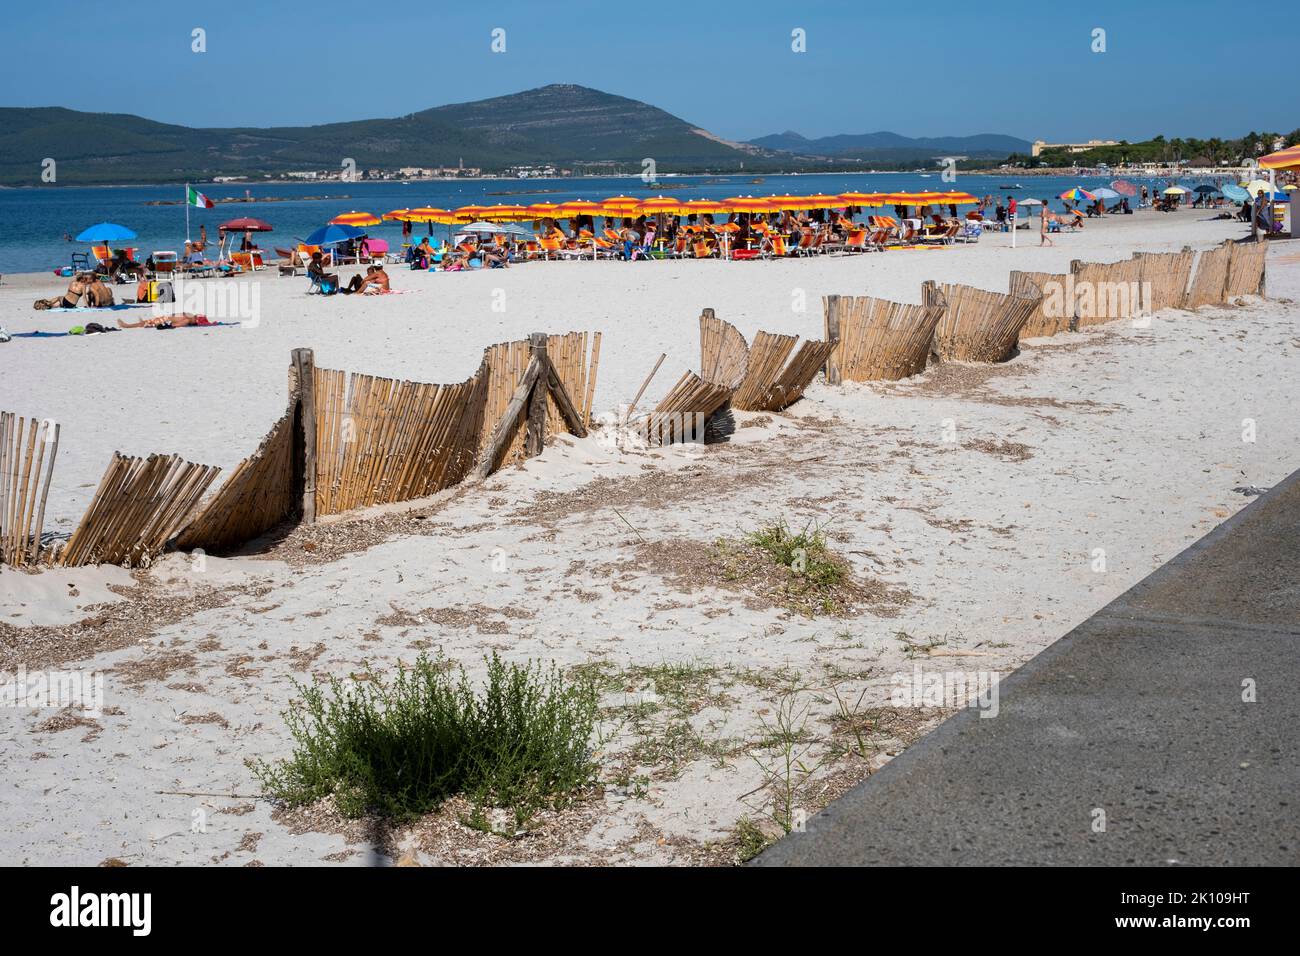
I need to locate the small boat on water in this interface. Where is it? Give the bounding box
[1000,183,1023,189]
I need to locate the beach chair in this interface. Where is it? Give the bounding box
[149,251,178,279]
[957,220,983,243]
[70,251,90,272]
[842,229,869,253]
[691,239,713,259]
[538,236,564,261]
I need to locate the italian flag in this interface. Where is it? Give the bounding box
[187,185,214,209]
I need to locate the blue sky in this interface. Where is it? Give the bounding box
[2,0,1295,142]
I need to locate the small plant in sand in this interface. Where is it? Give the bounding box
[253,652,599,828]
[713,517,856,616]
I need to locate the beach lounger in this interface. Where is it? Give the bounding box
[843,229,870,253]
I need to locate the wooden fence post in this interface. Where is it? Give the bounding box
[525,332,548,458]
[291,348,316,524]
[823,295,841,385]
[1069,260,1083,331]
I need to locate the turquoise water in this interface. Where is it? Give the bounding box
[0,172,1224,274]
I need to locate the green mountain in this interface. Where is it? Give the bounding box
[0,85,776,185]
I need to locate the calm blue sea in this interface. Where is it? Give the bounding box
[0,172,1221,275]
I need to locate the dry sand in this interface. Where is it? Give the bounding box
[1,211,1297,865]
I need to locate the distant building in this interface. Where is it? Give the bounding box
[1031,139,1121,157]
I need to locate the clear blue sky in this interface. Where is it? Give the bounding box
[2,0,1294,142]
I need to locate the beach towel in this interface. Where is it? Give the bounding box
[42,304,147,312]
[10,321,239,338]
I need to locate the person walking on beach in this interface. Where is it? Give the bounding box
[1040,205,1054,246]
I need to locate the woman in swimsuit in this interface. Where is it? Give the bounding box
[116,313,213,329]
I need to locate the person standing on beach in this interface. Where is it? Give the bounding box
[1040,205,1054,246]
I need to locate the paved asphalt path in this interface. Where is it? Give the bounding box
[755,467,1300,866]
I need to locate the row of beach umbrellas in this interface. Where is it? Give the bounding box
[323,191,983,229]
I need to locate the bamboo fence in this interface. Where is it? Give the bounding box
[479,331,601,468]
[733,333,835,411]
[823,290,946,383]
[313,364,488,516]
[1226,241,1268,298]
[1010,271,1072,340]
[58,453,220,567]
[1184,241,1233,308]
[644,371,732,446]
[1069,257,1144,328]
[1134,248,1196,313]
[699,309,750,390]
[928,281,1040,363]
[0,412,60,568]
[175,407,296,553]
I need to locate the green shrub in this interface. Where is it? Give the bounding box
[253,652,599,826]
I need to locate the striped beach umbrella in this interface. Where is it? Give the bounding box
[477,204,532,222]
[1259,144,1300,170]
[638,196,682,214]
[838,192,886,206]
[679,199,727,215]
[1059,187,1096,202]
[330,211,381,227]
[381,209,412,222]
[555,200,603,217]
[601,195,641,215]
[723,196,774,214]
[762,195,809,210]
[406,207,461,223]
[937,192,979,205]
[525,202,562,219]
[796,194,843,208]
[453,205,490,221]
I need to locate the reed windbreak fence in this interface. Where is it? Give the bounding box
[823,287,947,383]
[5,240,1270,570]
[0,413,59,568]
[928,281,1041,362]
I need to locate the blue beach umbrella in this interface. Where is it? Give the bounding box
[1221,184,1249,201]
[303,223,366,246]
[75,222,137,243]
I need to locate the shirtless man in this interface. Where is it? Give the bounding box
[85,276,115,308]
[341,264,390,294]
[116,312,214,329]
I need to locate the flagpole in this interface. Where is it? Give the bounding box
[185,183,191,244]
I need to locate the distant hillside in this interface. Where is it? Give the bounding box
[750,129,1032,160]
[0,85,778,185]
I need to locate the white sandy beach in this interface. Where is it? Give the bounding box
[1,211,1298,865]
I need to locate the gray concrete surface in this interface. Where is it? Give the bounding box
[755,467,1300,866]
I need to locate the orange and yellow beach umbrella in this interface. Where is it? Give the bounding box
[679,199,727,216]
[381,208,412,222]
[638,196,682,215]
[837,192,887,206]
[601,195,641,215]
[477,204,532,222]
[555,200,603,217]
[723,196,774,214]
[453,205,490,221]
[406,207,463,224]
[1259,144,1300,170]
[330,210,382,227]
[796,194,843,208]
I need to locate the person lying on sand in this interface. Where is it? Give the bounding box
[341,264,390,294]
[116,313,214,330]
[34,273,92,310]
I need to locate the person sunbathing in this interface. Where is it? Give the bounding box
[116,312,214,329]
[308,252,339,290]
[34,273,92,310]
[341,264,390,294]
